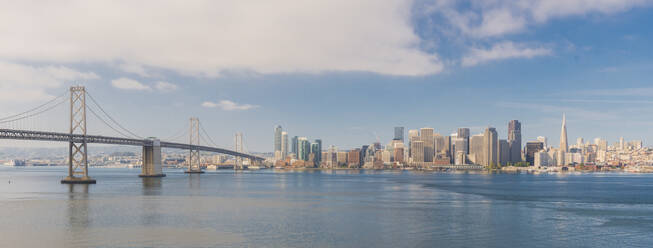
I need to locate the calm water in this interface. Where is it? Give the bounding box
[1,167,653,248]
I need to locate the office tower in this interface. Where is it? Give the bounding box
[499,139,509,165]
[297,137,310,161]
[560,114,568,152]
[443,135,452,162]
[525,141,544,165]
[411,140,424,163]
[394,127,404,142]
[434,133,445,154]
[327,145,338,167]
[508,120,522,163]
[537,136,548,148]
[457,127,470,154]
[281,132,288,159]
[408,129,419,156]
[420,128,434,162]
[311,142,320,165]
[274,125,282,152]
[291,136,298,155]
[452,137,468,163]
[314,139,322,164]
[577,137,584,147]
[619,137,625,150]
[469,134,484,165]
[483,127,499,167]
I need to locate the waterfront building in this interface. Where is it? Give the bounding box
[297,137,310,161]
[348,149,361,167]
[274,125,282,154]
[434,133,445,154]
[394,146,404,164]
[394,127,404,143]
[337,151,348,166]
[291,136,298,155]
[499,139,510,166]
[469,134,484,165]
[281,132,288,159]
[411,140,425,163]
[508,120,522,163]
[314,139,322,164]
[560,114,568,152]
[457,128,470,154]
[483,127,499,167]
[525,141,544,165]
[420,128,434,162]
[311,142,320,165]
[408,129,419,157]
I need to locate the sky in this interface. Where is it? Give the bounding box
[1,0,653,152]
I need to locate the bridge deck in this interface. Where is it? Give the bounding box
[0,129,263,160]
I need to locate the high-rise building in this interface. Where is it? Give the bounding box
[499,139,510,165]
[457,127,470,154]
[619,137,625,150]
[434,133,445,154]
[420,128,434,162]
[297,137,310,161]
[281,132,288,159]
[291,136,298,155]
[483,127,499,167]
[394,127,404,142]
[348,149,361,167]
[560,114,568,152]
[508,120,522,163]
[469,134,484,165]
[408,129,419,157]
[311,142,320,166]
[410,140,424,163]
[525,141,544,165]
[274,125,283,153]
[314,139,322,164]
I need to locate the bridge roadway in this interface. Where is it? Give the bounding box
[0,129,263,161]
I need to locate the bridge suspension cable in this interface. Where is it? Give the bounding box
[0,90,67,121]
[198,121,221,148]
[86,104,139,139]
[0,96,67,124]
[86,91,143,139]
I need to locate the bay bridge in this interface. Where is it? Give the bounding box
[0,86,263,184]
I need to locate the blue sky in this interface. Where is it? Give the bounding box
[1,0,652,152]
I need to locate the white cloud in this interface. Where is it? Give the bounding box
[0,0,443,77]
[424,0,650,38]
[0,61,99,103]
[202,100,259,111]
[154,81,178,92]
[111,78,150,91]
[461,41,551,66]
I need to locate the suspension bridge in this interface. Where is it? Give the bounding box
[0,86,263,184]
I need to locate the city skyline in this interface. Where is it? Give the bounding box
[0,2,652,152]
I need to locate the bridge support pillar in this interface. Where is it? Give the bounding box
[140,138,166,178]
[62,86,95,184]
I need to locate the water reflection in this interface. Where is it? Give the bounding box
[141,178,162,196]
[66,184,90,247]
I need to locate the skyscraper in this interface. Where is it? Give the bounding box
[508,120,522,163]
[420,128,434,162]
[274,125,282,153]
[457,127,470,155]
[394,127,404,142]
[483,127,499,167]
[560,114,568,152]
[525,141,544,165]
[314,139,322,164]
[298,137,310,161]
[281,131,288,159]
[290,136,298,156]
[411,140,424,163]
[499,139,510,166]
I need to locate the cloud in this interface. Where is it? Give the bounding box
[0,61,99,103]
[0,0,443,77]
[461,41,551,66]
[202,100,259,111]
[111,78,150,91]
[154,81,178,92]
[422,0,651,38]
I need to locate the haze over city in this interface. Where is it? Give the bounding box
[1,1,653,152]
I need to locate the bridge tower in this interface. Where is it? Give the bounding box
[234,132,244,170]
[61,86,96,184]
[185,117,204,174]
